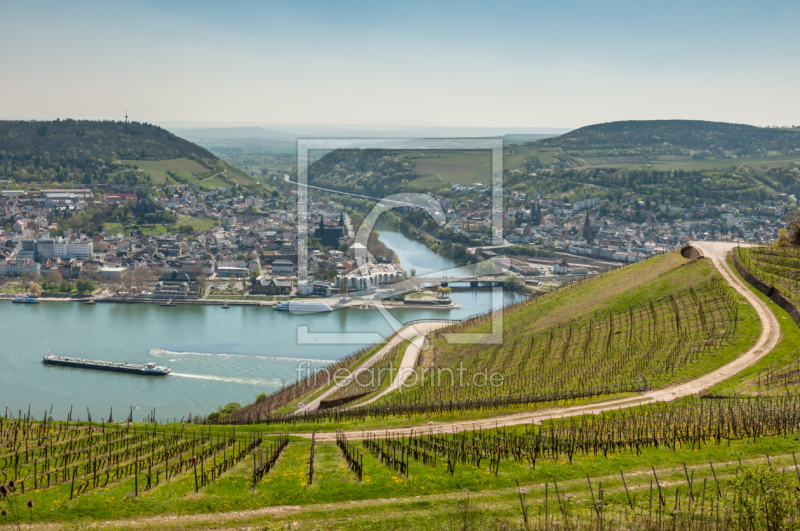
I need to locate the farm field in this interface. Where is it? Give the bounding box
[6,395,800,529]
[119,158,213,185]
[118,158,254,187]
[219,251,760,432]
[735,245,800,308]
[408,150,492,187]
[577,152,800,172]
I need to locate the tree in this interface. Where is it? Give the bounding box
[250,269,260,288]
[776,227,790,248]
[788,213,800,246]
[59,280,74,293]
[29,283,42,297]
[410,269,417,277]
[76,280,96,295]
[503,274,522,292]
[196,274,208,296]
[339,243,350,253]
[45,272,63,286]
[241,271,247,291]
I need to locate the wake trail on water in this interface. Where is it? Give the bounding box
[150,348,332,364]
[170,373,284,386]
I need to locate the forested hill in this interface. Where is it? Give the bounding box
[536,120,800,158]
[0,119,220,185]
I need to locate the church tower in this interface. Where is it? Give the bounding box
[582,210,593,243]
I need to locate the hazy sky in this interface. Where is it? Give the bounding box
[2,0,798,129]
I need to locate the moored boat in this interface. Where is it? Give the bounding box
[12,296,39,304]
[274,301,332,313]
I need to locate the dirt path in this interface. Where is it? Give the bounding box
[303,242,781,441]
[294,321,448,414]
[357,332,429,407]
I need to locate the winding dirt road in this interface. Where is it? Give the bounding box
[294,321,449,414]
[305,242,781,441]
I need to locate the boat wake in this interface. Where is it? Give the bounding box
[170,372,283,386]
[149,348,332,364]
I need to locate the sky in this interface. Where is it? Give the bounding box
[1,0,799,130]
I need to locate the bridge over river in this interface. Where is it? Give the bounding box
[413,274,506,288]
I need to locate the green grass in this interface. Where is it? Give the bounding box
[11,420,800,528]
[408,150,491,188]
[119,158,212,185]
[103,222,169,235]
[175,215,218,231]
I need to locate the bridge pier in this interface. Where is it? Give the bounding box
[470,281,479,288]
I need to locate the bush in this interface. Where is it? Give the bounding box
[731,466,800,531]
[256,393,267,402]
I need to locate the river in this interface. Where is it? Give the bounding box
[0,230,523,422]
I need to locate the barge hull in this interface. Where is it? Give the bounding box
[42,359,170,376]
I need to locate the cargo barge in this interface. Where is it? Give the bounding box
[42,354,171,376]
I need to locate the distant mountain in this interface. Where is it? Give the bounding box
[536,120,800,158]
[0,119,227,186]
[171,126,293,140]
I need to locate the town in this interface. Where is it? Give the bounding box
[0,177,791,301]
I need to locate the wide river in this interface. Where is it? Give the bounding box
[0,230,524,422]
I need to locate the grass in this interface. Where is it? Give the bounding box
[119,158,212,185]
[10,419,800,528]
[103,216,217,236]
[408,150,491,188]
[102,222,169,235]
[175,215,218,231]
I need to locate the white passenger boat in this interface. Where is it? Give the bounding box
[274,301,332,313]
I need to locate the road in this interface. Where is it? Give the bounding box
[284,174,385,202]
[356,331,437,407]
[293,321,449,414]
[303,241,781,441]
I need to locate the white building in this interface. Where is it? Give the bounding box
[100,267,126,278]
[0,260,41,276]
[573,198,600,211]
[35,238,93,260]
[271,260,295,275]
[335,262,405,291]
[350,243,367,258]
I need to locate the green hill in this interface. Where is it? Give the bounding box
[0,119,253,187]
[536,119,800,158]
